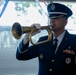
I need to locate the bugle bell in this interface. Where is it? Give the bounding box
[12,22,52,45]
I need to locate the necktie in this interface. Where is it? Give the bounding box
[53,38,58,54]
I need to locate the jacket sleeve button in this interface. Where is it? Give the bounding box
[49,69,52,72]
[52,59,55,62]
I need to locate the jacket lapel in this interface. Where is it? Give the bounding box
[45,36,54,57]
[54,31,70,57]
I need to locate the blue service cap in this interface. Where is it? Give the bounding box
[47,3,73,18]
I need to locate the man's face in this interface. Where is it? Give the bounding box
[50,16,67,32]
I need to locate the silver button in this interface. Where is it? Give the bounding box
[49,69,52,71]
[52,59,55,62]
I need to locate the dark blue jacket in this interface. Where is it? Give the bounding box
[16,30,76,75]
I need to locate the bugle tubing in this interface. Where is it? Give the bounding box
[12,22,52,45]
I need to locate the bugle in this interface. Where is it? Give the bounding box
[12,22,52,45]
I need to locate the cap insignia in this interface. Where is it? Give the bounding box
[51,4,55,11]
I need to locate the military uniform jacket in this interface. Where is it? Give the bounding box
[16,30,76,75]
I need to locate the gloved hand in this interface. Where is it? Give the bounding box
[31,23,41,36]
[23,23,41,44]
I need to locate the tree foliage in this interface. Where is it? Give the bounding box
[14,1,37,16]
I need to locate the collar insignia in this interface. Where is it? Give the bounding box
[39,54,43,59]
[68,46,71,49]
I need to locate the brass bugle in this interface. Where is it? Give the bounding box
[12,22,52,45]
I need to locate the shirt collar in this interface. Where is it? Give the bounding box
[53,31,66,43]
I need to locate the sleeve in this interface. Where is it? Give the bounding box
[17,40,29,53]
[16,40,39,60]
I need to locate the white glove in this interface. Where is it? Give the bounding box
[31,23,41,36]
[23,23,41,44]
[32,23,41,29]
